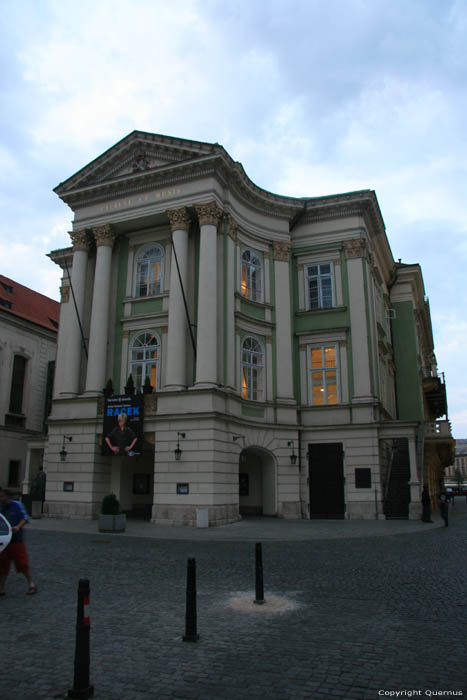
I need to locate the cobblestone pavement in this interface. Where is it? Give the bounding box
[1,507,466,700]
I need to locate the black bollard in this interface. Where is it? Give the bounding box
[68,578,94,699]
[183,557,199,642]
[254,542,265,605]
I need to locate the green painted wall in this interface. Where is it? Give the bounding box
[241,405,265,418]
[131,297,163,314]
[294,309,349,333]
[391,300,423,420]
[240,298,266,320]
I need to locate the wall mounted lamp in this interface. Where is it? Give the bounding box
[287,440,298,466]
[60,435,73,462]
[175,432,186,461]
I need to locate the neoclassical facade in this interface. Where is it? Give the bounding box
[44,131,453,524]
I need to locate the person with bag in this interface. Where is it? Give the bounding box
[0,487,36,596]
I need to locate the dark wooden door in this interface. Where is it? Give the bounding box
[308,443,345,519]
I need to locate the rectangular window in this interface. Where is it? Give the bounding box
[8,460,20,487]
[9,355,27,414]
[355,468,372,488]
[306,263,333,310]
[309,345,339,406]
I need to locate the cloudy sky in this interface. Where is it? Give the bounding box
[1,0,466,436]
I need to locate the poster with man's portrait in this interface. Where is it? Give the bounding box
[102,394,144,456]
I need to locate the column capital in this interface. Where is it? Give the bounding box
[69,229,90,251]
[195,201,223,227]
[93,224,116,247]
[273,241,291,262]
[167,207,191,233]
[344,237,366,259]
[225,214,237,241]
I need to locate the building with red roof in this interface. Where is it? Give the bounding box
[0,275,59,495]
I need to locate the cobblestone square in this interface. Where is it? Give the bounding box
[1,509,466,700]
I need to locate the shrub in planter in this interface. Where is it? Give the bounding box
[143,375,153,394]
[125,374,135,396]
[99,494,126,533]
[103,378,114,398]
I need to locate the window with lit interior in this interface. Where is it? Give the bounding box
[241,249,262,302]
[309,345,338,405]
[130,332,160,390]
[241,336,264,401]
[135,244,164,297]
[306,263,333,310]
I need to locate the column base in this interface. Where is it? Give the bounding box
[190,382,218,390]
[164,384,188,392]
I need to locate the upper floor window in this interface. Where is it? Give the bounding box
[9,355,27,414]
[241,249,262,302]
[135,244,164,297]
[241,336,264,401]
[130,332,160,391]
[309,345,338,406]
[306,263,333,310]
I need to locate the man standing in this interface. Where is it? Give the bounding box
[105,412,137,456]
[0,487,36,595]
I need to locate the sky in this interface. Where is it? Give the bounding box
[1,0,466,436]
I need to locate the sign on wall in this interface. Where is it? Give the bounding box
[102,394,144,457]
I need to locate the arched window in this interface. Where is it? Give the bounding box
[241,336,264,401]
[135,244,164,297]
[130,332,160,390]
[241,249,262,302]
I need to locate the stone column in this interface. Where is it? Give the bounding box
[344,238,373,404]
[165,208,191,390]
[54,231,90,397]
[408,434,422,520]
[84,224,116,394]
[194,201,223,389]
[273,241,295,402]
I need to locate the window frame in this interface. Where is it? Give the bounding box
[9,354,27,415]
[241,335,265,402]
[305,262,334,311]
[134,243,164,298]
[129,331,161,391]
[308,344,339,406]
[240,248,263,303]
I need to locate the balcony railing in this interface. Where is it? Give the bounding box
[425,420,452,439]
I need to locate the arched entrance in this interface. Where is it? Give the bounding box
[238,447,276,517]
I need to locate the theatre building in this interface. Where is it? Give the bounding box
[43,131,453,525]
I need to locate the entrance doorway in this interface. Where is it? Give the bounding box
[238,447,276,517]
[308,443,345,519]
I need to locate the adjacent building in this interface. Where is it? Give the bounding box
[0,275,59,495]
[444,439,467,489]
[43,131,453,524]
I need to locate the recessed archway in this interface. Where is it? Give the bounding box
[238,446,276,517]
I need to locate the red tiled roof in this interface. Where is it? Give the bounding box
[0,275,59,333]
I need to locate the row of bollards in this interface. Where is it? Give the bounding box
[67,542,265,696]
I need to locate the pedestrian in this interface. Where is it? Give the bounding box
[421,485,433,523]
[0,487,36,596]
[30,466,47,513]
[438,489,449,527]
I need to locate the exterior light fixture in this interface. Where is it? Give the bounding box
[60,435,73,462]
[287,440,297,466]
[175,432,186,461]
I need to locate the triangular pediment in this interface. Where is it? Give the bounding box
[54,131,220,194]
